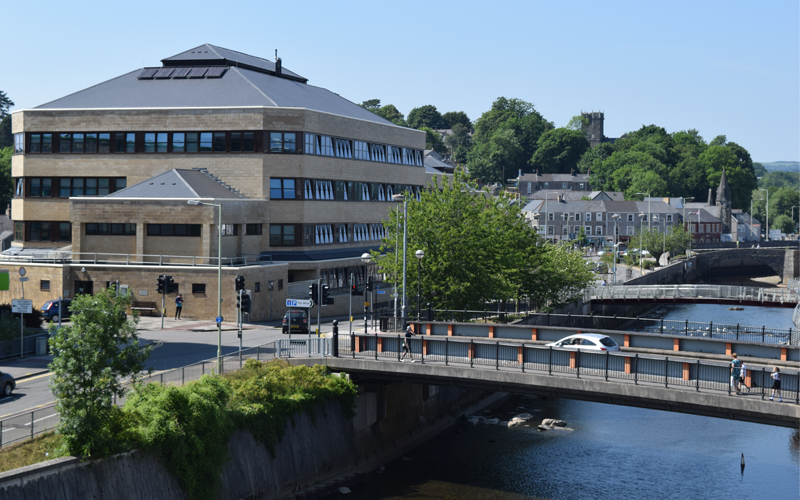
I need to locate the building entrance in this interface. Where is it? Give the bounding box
[74,280,93,297]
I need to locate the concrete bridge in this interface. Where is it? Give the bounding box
[588,284,799,308]
[285,335,799,429]
[694,248,799,282]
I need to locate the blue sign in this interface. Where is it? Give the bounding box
[216,316,223,324]
[376,290,386,294]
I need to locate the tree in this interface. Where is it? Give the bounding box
[375,104,406,126]
[629,225,692,264]
[760,170,800,191]
[576,142,614,174]
[772,214,795,234]
[0,147,14,209]
[441,111,471,129]
[752,162,767,178]
[0,91,13,118]
[0,116,11,149]
[359,99,381,112]
[374,172,593,311]
[445,123,472,152]
[565,115,589,131]
[407,105,443,130]
[700,145,757,209]
[530,128,590,174]
[421,127,447,155]
[49,288,152,457]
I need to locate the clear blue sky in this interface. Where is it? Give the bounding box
[5,0,798,162]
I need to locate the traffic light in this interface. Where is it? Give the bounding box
[321,284,333,305]
[156,275,165,294]
[235,275,245,292]
[240,294,251,314]
[309,283,318,304]
[351,284,363,296]
[164,275,175,294]
[366,276,374,292]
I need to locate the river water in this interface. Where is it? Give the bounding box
[341,305,799,500]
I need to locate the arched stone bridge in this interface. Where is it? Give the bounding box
[695,248,799,283]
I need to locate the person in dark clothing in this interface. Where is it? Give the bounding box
[175,294,184,319]
[401,326,416,362]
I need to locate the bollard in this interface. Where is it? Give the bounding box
[351,332,355,359]
[496,341,499,370]
[634,353,639,385]
[696,360,700,392]
[665,357,669,388]
[332,320,339,358]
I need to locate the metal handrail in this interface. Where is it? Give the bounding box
[587,284,799,305]
[0,251,266,267]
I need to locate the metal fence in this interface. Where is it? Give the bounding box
[338,333,799,404]
[0,334,49,360]
[587,284,799,305]
[0,251,265,267]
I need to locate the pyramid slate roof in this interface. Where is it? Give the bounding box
[34,45,397,126]
[106,169,243,199]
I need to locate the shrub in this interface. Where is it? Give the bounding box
[0,304,43,328]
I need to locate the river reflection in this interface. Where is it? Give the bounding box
[341,305,798,500]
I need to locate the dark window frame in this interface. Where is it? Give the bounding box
[267,132,299,154]
[245,223,263,235]
[86,223,136,236]
[40,280,51,292]
[269,224,299,246]
[270,178,297,200]
[147,224,202,237]
[24,221,69,242]
[192,283,206,294]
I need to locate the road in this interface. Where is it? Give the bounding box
[0,314,374,419]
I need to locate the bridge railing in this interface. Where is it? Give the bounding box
[794,303,800,330]
[588,284,799,305]
[337,334,798,405]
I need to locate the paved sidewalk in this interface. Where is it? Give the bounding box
[0,354,52,380]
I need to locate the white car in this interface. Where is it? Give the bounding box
[546,333,620,351]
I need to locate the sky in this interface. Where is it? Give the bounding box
[4,0,799,162]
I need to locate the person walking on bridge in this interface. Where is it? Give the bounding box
[730,353,742,394]
[769,367,782,402]
[401,325,416,362]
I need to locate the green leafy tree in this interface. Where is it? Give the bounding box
[752,162,767,178]
[629,225,692,263]
[565,114,589,131]
[700,145,757,209]
[49,289,152,457]
[359,99,381,112]
[441,111,471,129]
[0,116,11,149]
[0,147,13,208]
[530,128,590,174]
[374,172,593,311]
[0,91,13,118]
[709,134,727,146]
[407,105,444,130]
[375,104,406,126]
[772,214,795,234]
[768,186,800,226]
[576,142,614,174]
[421,127,447,155]
[760,170,800,190]
[445,123,472,153]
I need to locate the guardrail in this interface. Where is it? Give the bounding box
[794,303,800,330]
[0,334,48,360]
[587,284,799,305]
[0,251,267,267]
[338,333,799,404]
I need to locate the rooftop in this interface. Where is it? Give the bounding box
[105,169,244,200]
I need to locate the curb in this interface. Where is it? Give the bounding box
[13,369,51,382]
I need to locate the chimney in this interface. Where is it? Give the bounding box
[275,56,282,77]
[571,168,575,177]
[708,188,713,206]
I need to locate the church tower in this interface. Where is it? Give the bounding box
[716,169,732,233]
[581,112,605,148]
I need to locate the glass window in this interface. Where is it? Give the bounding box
[596,213,603,221]
[71,133,84,153]
[98,133,111,153]
[156,133,168,153]
[667,214,673,222]
[59,178,70,197]
[14,222,23,241]
[586,213,591,222]
[283,179,295,199]
[187,133,200,152]
[115,178,127,190]
[200,133,212,152]
[40,280,50,292]
[40,222,51,241]
[231,132,242,152]
[304,133,316,154]
[243,132,254,152]
[30,178,41,197]
[115,133,135,153]
[14,133,24,154]
[270,225,282,246]
[270,179,295,199]
[41,133,52,153]
[596,226,603,235]
[283,225,295,246]
[72,178,84,196]
[59,223,71,241]
[59,133,71,153]
[31,134,42,154]
[42,178,52,197]
[270,132,283,152]
[85,133,97,153]
[98,178,110,196]
[284,133,296,153]
[192,283,206,294]
[172,133,185,152]
[212,132,226,152]
[270,179,283,199]
[144,133,156,152]
[245,224,262,235]
[85,178,97,196]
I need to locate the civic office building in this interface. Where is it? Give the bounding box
[6,44,427,321]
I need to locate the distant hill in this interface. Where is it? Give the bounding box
[759,161,799,172]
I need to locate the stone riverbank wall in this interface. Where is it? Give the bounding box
[0,382,503,500]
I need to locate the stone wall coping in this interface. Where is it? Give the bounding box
[0,456,81,484]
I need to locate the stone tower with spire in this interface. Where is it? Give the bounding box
[716,169,732,233]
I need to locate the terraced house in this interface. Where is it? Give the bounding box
[7,44,427,321]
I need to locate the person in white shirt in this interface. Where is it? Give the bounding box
[769,367,782,402]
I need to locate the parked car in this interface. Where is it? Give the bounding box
[282,310,309,334]
[41,299,73,323]
[546,333,620,351]
[0,370,16,398]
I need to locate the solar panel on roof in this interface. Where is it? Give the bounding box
[205,67,227,78]
[171,67,191,78]
[154,68,175,79]
[187,67,208,78]
[137,68,157,79]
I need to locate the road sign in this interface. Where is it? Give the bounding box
[215,316,223,324]
[376,290,386,294]
[19,277,28,282]
[364,302,370,307]
[12,299,32,314]
[286,299,313,308]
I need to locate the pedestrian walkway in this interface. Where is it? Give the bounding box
[0,355,52,380]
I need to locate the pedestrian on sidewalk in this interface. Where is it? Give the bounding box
[175,294,184,319]
[730,353,742,394]
[401,325,416,362]
[769,367,782,402]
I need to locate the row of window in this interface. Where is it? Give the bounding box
[543,212,674,223]
[320,266,382,289]
[688,223,720,234]
[268,222,388,247]
[527,181,588,193]
[271,178,422,202]
[86,223,136,235]
[84,223,262,238]
[15,222,71,242]
[15,132,423,165]
[16,177,127,198]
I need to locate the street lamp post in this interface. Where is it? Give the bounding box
[759,188,769,241]
[638,213,645,275]
[636,192,651,230]
[187,199,223,373]
[611,214,619,283]
[391,194,409,327]
[361,253,372,335]
[415,250,424,319]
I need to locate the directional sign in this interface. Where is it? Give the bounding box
[376,290,386,294]
[19,277,28,282]
[12,299,32,314]
[286,299,313,308]
[215,316,223,324]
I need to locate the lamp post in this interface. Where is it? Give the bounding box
[638,213,645,275]
[758,188,769,241]
[636,192,651,230]
[361,253,372,335]
[391,193,408,325]
[415,250,424,319]
[187,199,223,373]
[611,214,619,283]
